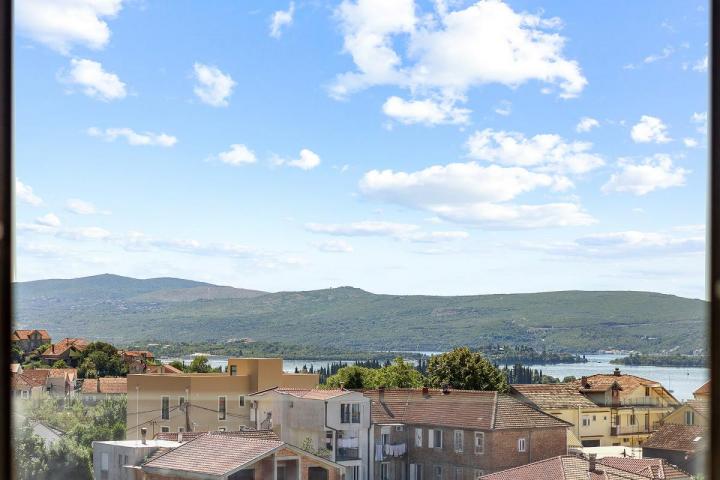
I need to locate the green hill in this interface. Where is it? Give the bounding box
[13,275,707,354]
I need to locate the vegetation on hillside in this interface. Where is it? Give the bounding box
[610,353,708,367]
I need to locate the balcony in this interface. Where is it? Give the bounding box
[336,447,360,462]
[375,442,407,461]
[610,424,657,436]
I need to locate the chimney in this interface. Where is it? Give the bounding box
[178,432,183,443]
[422,386,429,395]
[379,385,385,402]
[442,384,450,395]
[580,376,588,387]
[140,427,147,445]
[614,367,621,377]
[588,453,597,472]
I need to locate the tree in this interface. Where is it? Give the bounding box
[52,360,68,369]
[325,365,373,389]
[46,438,92,480]
[13,422,49,480]
[11,343,24,363]
[373,357,424,388]
[76,342,127,378]
[426,347,508,392]
[169,360,186,372]
[188,355,212,373]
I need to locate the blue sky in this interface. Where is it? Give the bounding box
[13,0,709,298]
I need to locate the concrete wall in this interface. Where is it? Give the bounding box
[662,403,708,427]
[93,442,169,480]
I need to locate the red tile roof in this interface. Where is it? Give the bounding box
[685,399,709,419]
[363,388,570,430]
[643,423,707,453]
[693,381,710,397]
[41,338,89,358]
[511,384,599,409]
[142,432,284,476]
[145,364,184,374]
[120,350,155,358]
[46,368,78,382]
[11,372,44,390]
[19,369,51,387]
[81,377,127,394]
[12,329,51,341]
[273,388,351,400]
[154,430,279,443]
[480,455,692,480]
[572,370,670,396]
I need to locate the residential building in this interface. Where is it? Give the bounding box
[642,423,706,475]
[45,368,78,397]
[82,377,128,404]
[510,384,612,448]
[10,370,48,400]
[126,358,319,439]
[41,337,89,366]
[93,431,182,480]
[660,399,708,428]
[364,387,571,479]
[479,455,691,480]
[13,413,64,449]
[139,430,346,480]
[11,329,51,354]
[145,363,184,375]
[693,381,709,400]
[249,387,372,479]
[120,350,156,374]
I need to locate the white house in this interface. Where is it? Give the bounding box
[92,428,181,480]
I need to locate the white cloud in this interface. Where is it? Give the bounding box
[430,202,596,229]
[382,96,470,125]
[275,149,321,170]
[576,117,599,133]
[305,220,469,242]
[59,226,111,240]
[15,179,43,206]
[66,198,109,215]
[692,112,707,135]
[533,230,704,258]
[692,55,708,72]
[683,138,699,148]
[466,129,604,175]
[87,127,177,147]
[270,2,295,38]
[643,46,673,64]
[193,63,236,107]
[313,239,354,253]
[16,0,123,54]
[331,0,586,121]
[494,100,512,117]
[217,144,257,166]
[602,154,688,196]
[63,58,127,101]
[630,115,671,144]
[35,213,61,227]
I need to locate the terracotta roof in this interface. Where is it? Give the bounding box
[11,372,43,390]
[142,432,284,476]
[19,369,50,387]
[120,350,155,358]
[155,430,280,443]
[363,388,570,430]
[145,364,184,374]
[643,424,707,453]
[511,384,599,409]
[41,338,89,357]
[46,368,77,382]
[154,431,207,442]
[274,388,351,400]
[685,399,709,419]
[693,381,710,397]
[12,329,51,341]
[82,377,127,394]
[480,455,692,480]
[572,370,667,395]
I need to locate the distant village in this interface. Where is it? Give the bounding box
[10,328,708,480]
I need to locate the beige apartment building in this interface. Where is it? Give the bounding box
[126,358,319,439]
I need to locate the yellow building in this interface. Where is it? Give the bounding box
[126,358,319,439]
[660,399,708,427]
[511,368,680,448]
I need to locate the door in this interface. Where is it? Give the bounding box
[308,467,329,480]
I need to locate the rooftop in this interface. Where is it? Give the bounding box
[511,384,599,409]
[693,381,710,397]
[259,387,352,400]
[94,439,182,448]
[643,423,707,453]
[571,369,669,395]
[363,388,570,430]
[12,329,51,341]
[81,377,127,394]
[41,338,89,357]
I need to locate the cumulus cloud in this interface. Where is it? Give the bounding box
[193,63,236,107]
[630,115,671,143]
[430,202,596,229]
[275,149,321,170]
[217,144,257,166]
[35,213,61,227]
[466,129,604,175]
[87,127,177,147]
[692,55,708,72]
[532,230,704,258]
[382,96,470,125]
[16,179,43,206]
[643,46,673,64]
[313,239,354,253]
[331,0,586,123]
[63,58,127,101]
[66,198,110,215]
[494,100,512,117]
[16,0,123,54]
[305,220,469,243]
[692,112,707,135]
[576,117,599,133]
[602,154,688,196]
[683,138,699,148]
[270,2,295,38]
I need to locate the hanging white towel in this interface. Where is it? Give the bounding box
[375,443,384,460]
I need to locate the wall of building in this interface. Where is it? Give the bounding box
[93,442,166,480]
[662,404,708,427]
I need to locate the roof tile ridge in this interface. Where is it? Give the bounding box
[490,391,498,429]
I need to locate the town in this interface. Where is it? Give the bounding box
[10,329,707,479]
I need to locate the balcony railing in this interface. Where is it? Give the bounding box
[336,447,360,461]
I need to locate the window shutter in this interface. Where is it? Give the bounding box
[410,464,416,479]
[428,429,434,448]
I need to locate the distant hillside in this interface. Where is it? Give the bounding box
[13,274,708,354]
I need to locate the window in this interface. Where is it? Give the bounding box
[380,462,390,480]
[629,414,636,426]
[582,416,591,427]
[124,455,128,465]
[21,390,28,399]
[161,426,170,433]
[218,427,226,432]
[341,403,360,424]
[433,465,442,480]
[431,429,442,449]
[454,430,463,452]
[349,466,360,480]
[410,464,423,480]
[230,365,237,376]
[178,396,185,407]
[455,467,463,480]
[352,403,361,423]
[415,427,423,447]
[685,410,695,425]
[100,452,109,480]
[645,387,651,396]
[517,438,527,452]
[218,396,226,420]
[395,425,404,432]
[161,396,170,420]
[239,395,245,407]
[474,470,485,480]
[178,427,185,432]
[118,454,122,467]
[325,431,333,451]
[474,432,484,454]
